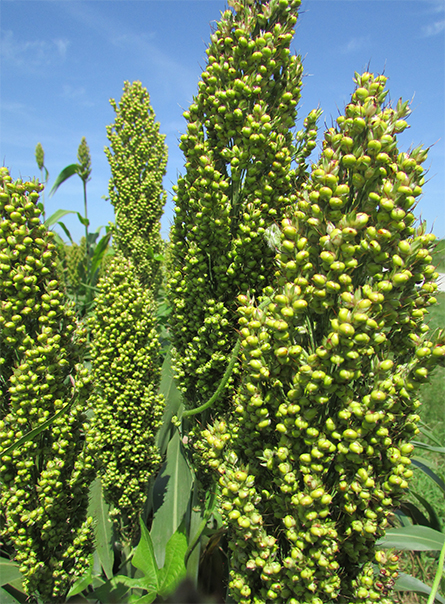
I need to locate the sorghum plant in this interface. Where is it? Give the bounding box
[0,168,95,603]
[168,0,319,411]
[200,73,445,603]
[87,252,165,541]
[105,81,168,289]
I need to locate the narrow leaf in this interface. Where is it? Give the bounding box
[49,163,80,197]
[88,478,114,580]
[418,425,443,447]
[395,572,445,604]
[45,208,77,227]
[158,528,188,597]
[150,431,192,567]
[410,491,443,532]
[377,526,445,551]
[132,518,159,593]
[57,221,75,244]
[412,458,445,494]
[397,502,431,528]
[412,440,445,454]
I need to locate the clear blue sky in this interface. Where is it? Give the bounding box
[1,0,444,242]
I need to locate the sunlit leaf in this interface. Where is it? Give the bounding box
[156,350,183,457]
[150,431,192,567]
[158,527,188,597]
[132,518,159,593]
[88,478,114,580]
[377,525,445,551]
[49,163,81,197]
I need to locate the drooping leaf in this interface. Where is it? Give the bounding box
[88,478,114,580]
[0,560,22,586]
[44,208,77,227]
[396,502,431,528]
[156,350,184,457]
[150,431,192,567]
[410,491,443,532]
[394,572,445,604]
[377,525,445,551]
[412,458,445,494]
[158,527,188,597]
[57,220,75,244]
[49,163,81,197]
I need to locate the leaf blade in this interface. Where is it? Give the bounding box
[377,526,445,551]
[49,163,81,197]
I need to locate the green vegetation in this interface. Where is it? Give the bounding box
[1,1,444,603]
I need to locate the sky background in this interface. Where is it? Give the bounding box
[1,0,444,243]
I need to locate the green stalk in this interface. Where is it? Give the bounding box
[427,538,445,604]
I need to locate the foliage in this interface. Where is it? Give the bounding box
[87,252,165,542]
[0,168,95,603]
[1,1,444,603]
[45,139,112,318]
[105,80,168,291]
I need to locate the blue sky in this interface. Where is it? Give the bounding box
[1,0,444,243]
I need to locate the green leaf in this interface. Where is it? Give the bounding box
[410,491,443,532]
[57,221,75,244]
[394,572,445,604]
[0,560,22,586]
[377,526,445,551]
[49,163,81,197]
[87,577,129,604]
[412,458,445,494]
[45,208,78,227]
[158,527,188,597]
[418,424,443,447]
[90,231,111,276]
[88,478,114,580]
[127,593,157,604]
[412,440,445,454]
[150,431,192,567]
[156,350,184,457]
[131,518,159,593]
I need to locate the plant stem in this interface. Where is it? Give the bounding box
[83,179,90,275]
[427,537,445,604]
